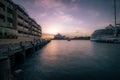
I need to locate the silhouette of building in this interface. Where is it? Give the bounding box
[54,33,67,39]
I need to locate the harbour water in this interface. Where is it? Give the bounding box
[21,40,120,80]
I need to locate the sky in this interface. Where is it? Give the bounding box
[13,0,120,36]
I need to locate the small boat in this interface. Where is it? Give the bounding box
[67,39,71,41]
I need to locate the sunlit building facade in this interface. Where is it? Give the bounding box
[0,0,42,44]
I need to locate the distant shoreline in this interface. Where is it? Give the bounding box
[52,39,90,40]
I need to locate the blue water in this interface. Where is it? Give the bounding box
[21,40,120,80]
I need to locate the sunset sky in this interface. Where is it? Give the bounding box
[13,0,120,36]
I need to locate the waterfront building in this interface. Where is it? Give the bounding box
[0,0,42,44]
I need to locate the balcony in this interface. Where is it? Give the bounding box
[0,0,5,5]
[7,1,14,10]
[0,26,18,39]
[17,10,24,18]
[0,5,5,11]
[32,27,36,31]
[23,27,29,32]
[24,21,29,27]
[7,12,13,19]
[7,21,13,28]
[17,25,24,31]
[18,27,29,33]
[0,16,5,26]
[0,22,5,27]
[16,5,29,19]
[23,15,29,21]
[38,30,42,33]
[0,4,5,15]
[17,17,24,24]
[0,16,5,21]
[0,10,5,16]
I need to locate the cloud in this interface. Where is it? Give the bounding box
[34,0,64,9]
[33,0,79,12]
[71,0,77,3]
[53,11,83,25]
[59,13,73,22]
[40,12,47,17]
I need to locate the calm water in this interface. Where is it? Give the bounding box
[21,40,120,80]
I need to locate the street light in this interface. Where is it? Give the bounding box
[114,0,117,37]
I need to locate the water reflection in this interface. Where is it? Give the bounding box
[40,41,59,65]
[22,40,120,80]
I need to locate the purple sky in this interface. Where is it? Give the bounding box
[13,0,120,36]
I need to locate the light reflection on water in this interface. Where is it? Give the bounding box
[22,40,120,80]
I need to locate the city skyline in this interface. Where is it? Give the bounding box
[13,0,120,36]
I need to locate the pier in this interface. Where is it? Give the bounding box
[0,39,51,80]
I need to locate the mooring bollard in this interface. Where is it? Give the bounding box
[13,69,24,80]
[0,57,11,80]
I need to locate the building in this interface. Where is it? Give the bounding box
[0,0,42,44]
[54,33,67,39]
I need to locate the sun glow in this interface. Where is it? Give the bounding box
[43,23,62,34]
[48,28,60,34]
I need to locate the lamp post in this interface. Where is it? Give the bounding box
[114,0,117,37]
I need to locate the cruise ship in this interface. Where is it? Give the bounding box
[0,0,42,44]
[91,0,120,43]
[91,24,120,43]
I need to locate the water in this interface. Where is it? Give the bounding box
[21,40,120,80]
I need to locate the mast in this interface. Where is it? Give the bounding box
[114,0,117,37]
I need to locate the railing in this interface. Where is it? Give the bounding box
[0,26,18,38]
[0,39,51,57]
[7,12,13,18]
[17,25,24,31]
[17,17,24,23]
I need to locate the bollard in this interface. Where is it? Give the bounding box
[0,57,11,80]
[20,42,26,61]
[13,69,24,80]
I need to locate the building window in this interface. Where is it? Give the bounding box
[7,12,13,18]
[7,21,13,27]
[0,6,4,11]
[17,17,23,22]
[7,1,13,9]
[0,16,5,22]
